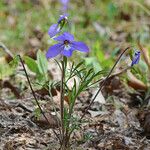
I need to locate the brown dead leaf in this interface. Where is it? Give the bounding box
[31,112,60,129]
[35,87,57,97]
[1,80,21,98]
[5,54,13,63]
[102,76,122,94]
[127,71,147,90]
[25,49,38,60]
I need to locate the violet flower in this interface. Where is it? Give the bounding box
[60,0,69,12]
[46,32,89,58]
[60,0,69,5]
[48,14,68,38]
[131,51,140,66]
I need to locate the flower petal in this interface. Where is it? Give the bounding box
[54,32,74,42]
[61,49,73,57]
[72,41,89,53]
[131,51,140,66]
[48,24,60,38]
[46,43,63,58]
[61,46,74,57]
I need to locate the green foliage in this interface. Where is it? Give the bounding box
[70,115,81,131]
[86,41,114,72]
[83,132,93,142]
[0,55,19,79]
[37,50,48,79]
[0,63,13,79]
[10,55,20,68]
[55,60,105,141]
[1,0,149,53]
[85,57,102,73]
[107,2,118,19]
[23,50,48,84]
[131,60,149,84]
[45,58,105,147]
[24,56,39,74]
[34,107,41,119]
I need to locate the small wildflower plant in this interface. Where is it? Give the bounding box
[46,14,100,149]
[45,14,141,149]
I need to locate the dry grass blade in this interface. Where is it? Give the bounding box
[138,43,150,69]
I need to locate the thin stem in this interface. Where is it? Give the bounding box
[60,56,65,144]
[17,55,60,141]
[80,46,131,120]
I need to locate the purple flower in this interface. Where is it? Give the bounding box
[46,32,89,58]
[48,14,68,38]
[131,51,140,66]
[60,0,69,12]
[60,0,69,5]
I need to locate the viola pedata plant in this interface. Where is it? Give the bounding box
[46,14,95,149]
[45,14,141,149]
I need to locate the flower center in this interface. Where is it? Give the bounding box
[64,40,69,45]
[64,40,71,51]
